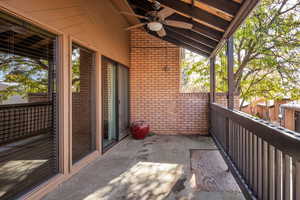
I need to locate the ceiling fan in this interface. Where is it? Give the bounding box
[121,0,193,37]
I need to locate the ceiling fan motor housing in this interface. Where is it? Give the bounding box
[147,21,163,31]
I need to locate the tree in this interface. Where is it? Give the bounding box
[0,53,49,102]
[181,49,210,92]
[183,0,300,109]
[235,0,300,108]
[72,47,80,92]
[182,48,228,93]
[0,47,81,103]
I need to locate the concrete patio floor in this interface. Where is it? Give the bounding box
[43,135,245,200]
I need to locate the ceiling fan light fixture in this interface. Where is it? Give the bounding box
[147,22,163,32]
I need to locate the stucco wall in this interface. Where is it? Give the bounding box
[0,0,130,65]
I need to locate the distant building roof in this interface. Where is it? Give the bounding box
[240,101,250,108]
[257,101,275,107]
[0,82,8,90]
[280,101,300,111]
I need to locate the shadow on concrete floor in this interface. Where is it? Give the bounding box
[43,135,245,200]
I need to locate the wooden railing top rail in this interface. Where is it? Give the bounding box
[211,103,300,160]
[0,101,52,109]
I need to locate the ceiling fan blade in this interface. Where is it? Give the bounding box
[164,20,193,29]
[157,8,174,19]
[157,27,166,37]
[125,23,147,31]
[120,11,149,20]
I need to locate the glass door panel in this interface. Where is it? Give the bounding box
[0,14,58,199]
[102,58,117,149]
[71,44,96,164]
[118,65,129,140]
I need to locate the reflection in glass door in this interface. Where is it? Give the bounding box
[71,44,96,164]
[102,58,129,151]
[118,65,129,140]
[102,58,118,149]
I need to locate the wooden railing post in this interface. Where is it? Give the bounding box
[227,36,234,110]
[296,160,300,199]
[210,56,216,104]
[225,37,234,152]
[209,57,216,136]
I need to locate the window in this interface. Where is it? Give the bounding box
[180,48,209,93]
[0,12,58,199]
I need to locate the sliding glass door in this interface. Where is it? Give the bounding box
[102,57,129,151]
[102,57,118,149]
[118,65,129,140]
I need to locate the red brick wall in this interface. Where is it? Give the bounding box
[274,99,291,122]
[215,93,240,110]
[72,49,92,137]
[130,29,235,135]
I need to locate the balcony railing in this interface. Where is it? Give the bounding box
[0,102,53,145]
[210,103,300,200]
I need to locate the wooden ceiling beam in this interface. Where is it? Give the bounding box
[128,0,154,12]
[164,26,218,48]
[181,0,233,21]
[210,0,259,58]
[170,11,224,32]
[16,35,43,48]
[155,0,230,31]
[163,28,213,53]
[233,0,243,4]
[167,14,223,41]
[129,0,225,38]
[194,0,240,16]
[30,38,51,49]
[145,29,209,56]
[0,41,53,60]
[178,42,210,57]
[3,34,35,47]
[160,35,210,57]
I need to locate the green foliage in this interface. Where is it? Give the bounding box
[181,47,229,93]
[182,0,300,108]
[215,48,228,92]
[180,49,210,92]
[235,0,300,107]
[0,47,81,103]
[0,53,49,102]
[72,48,80,92]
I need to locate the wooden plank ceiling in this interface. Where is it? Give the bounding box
[127,0,260,57]
[0,17,55,60]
